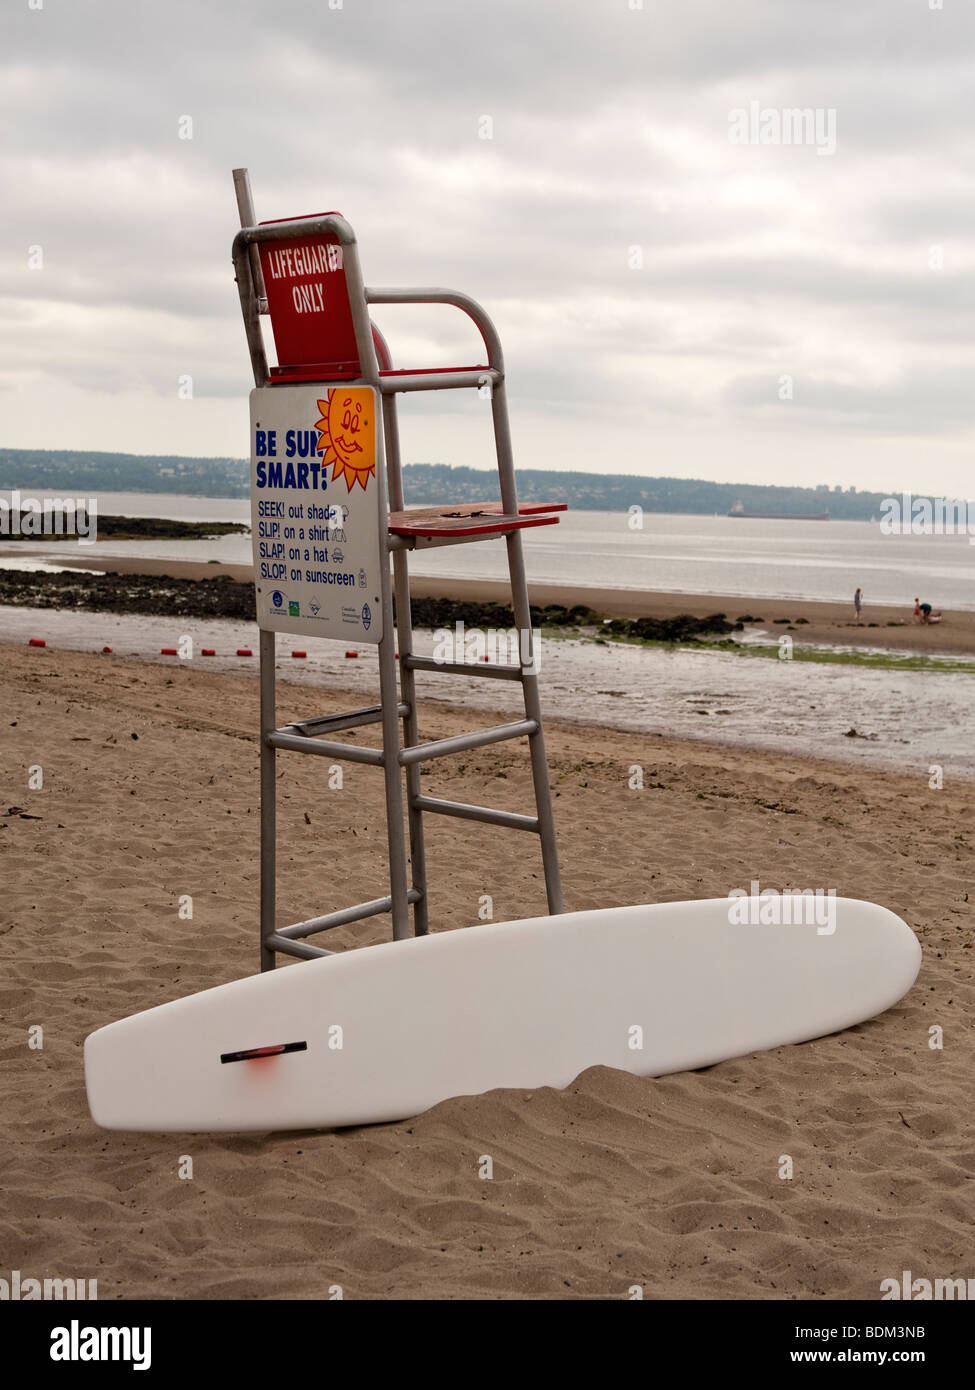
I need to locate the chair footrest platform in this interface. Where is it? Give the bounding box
[388,503,562,538]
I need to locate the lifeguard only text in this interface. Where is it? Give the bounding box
[264,241,342,316]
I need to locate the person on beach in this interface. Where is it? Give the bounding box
[914,597,932,623]
[854,587,862,618]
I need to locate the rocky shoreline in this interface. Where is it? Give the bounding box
[0,567,742,641]
[2,515,248,542]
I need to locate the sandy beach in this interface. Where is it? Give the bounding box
[10,548,975,656]
[6,0,974,1328]
[1,640,971,1300]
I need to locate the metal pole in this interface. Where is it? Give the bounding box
[375,319,428,936]
[259,628,277,970]
[491,379,564,915]
[385,397,429,936]
[343,247,412,940]
[377,556,411,940]
[233,170,277,969]
[231,168,268,314]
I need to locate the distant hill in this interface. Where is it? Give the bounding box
[400,464,887,521]
[0,448,249,498]
[0,447,891,519]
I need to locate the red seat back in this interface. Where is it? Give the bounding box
[259,215,360,382]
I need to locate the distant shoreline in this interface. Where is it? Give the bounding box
[1,515,248,542]
[0,459,899,521]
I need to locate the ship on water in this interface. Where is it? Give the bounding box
[728,500,830,521]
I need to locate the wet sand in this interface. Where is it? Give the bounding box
[9,548,974,655]
[1,642,972,1300]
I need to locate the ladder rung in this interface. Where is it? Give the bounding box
[267,730,384,765]
[277,890,423,941]
[405,656,523,681]
[286,704,409,737]
[399,719,537,766]
[412,794,539,833]
[264,933,333,960]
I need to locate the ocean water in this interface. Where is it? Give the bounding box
[3,493,972,776]
[1,604,972,779]
[2,493,973,611]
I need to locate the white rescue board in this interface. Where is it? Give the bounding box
[84,898,920,1133]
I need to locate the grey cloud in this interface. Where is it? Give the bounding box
[727,366,975,433]
[1,0,973,489]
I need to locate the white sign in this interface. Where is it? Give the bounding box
[249,384,384,643]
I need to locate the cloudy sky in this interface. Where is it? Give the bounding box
[2,0,973,493]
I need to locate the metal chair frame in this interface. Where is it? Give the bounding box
[232,170,563,970]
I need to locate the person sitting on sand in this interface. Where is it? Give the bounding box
[913,597,933,624]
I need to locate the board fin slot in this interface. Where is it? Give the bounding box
[220,1041,308,1064]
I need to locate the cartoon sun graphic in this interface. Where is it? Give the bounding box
[315,388,376,492]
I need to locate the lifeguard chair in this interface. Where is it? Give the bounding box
[81,176,922,1133]
[231,170,564,969]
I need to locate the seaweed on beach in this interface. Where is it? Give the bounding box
[0,568,743,643]
[0,569,256,620]
[597,612,742,642]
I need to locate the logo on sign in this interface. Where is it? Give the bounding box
[289,601,300,617]
[358,568,367,588]
[270,590,287,609]
[315,389,376,493]
[361,603,372,631]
